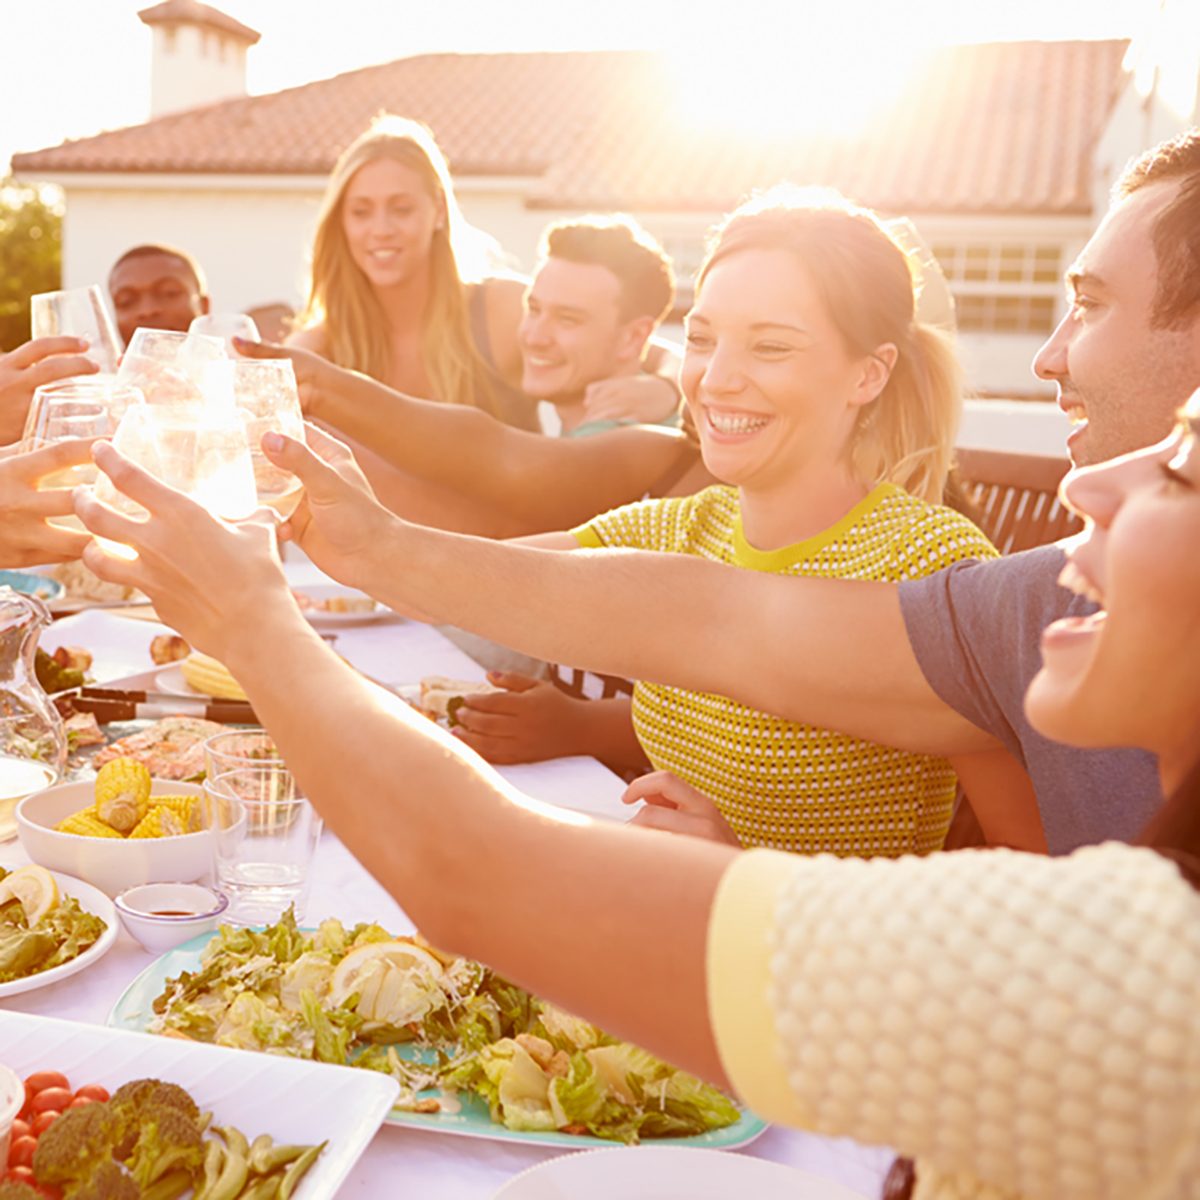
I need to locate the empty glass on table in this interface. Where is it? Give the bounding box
[202,762,321,925]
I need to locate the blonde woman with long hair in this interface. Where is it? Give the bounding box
[289,115,684,523]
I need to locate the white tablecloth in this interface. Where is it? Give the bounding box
[10,582,893,1199]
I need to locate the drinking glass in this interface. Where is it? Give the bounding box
[0,715,60,842]
[116,328,226,405]
[30,286,121,373]
[189,313,261,354]
[20,380,145,531]
[204,729,282,779]
[92,402,259,559]
[203,763,322,925]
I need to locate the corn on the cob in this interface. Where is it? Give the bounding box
[147,794,201,832]
[180,652,248,701]
[56,809,124,838]
[94,757,152,833]
[130,804,188,839]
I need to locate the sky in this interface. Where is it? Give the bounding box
[1,0,1161,174]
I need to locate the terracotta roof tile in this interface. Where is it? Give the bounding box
[12,41,1127,214]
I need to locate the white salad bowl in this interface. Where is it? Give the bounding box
[17,779,211,898]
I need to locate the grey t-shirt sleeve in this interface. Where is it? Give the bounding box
[898,544,1163,854]
[898,547,1065,761]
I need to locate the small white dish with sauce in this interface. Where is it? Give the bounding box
[114,882,228,953]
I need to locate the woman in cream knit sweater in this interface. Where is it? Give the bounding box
[75,390,1200,1197]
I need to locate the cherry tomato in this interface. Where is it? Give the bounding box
[8,1134,38,1168]
[32,1108,60,1133]
[6,1165,36,1182]
[67,1096,97,1109]
[72,1085,109,1104]
[30,1087,72,1114]
[23,1072,69,1094]
[10,1118,31,1141]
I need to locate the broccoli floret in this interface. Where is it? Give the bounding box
[0,1180,49,1200]
[108,1078,199,1123]
[63,1160,140,1200]
[31,1102,122,1186]
[125,1104,205,1189]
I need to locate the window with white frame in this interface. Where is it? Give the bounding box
[929,242,1062,334]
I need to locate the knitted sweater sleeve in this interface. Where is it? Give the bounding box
[707,843,1200,1200]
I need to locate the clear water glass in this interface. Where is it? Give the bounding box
[91,402,259,559]
[203,763,321,925]
[30,285,122,372]
[204,729,282,779]
[20,379,145,531]
[116,328,227,405]
[203,359,306,517]
[189,313,261,354]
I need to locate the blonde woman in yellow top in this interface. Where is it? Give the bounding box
[448,186,1039,856]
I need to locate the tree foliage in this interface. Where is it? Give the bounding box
[0,179,62,352]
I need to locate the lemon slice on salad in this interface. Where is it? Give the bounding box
[329,940,445,1025]
[0,865,60,924]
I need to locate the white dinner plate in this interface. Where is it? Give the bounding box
[152,664,198,696]
[493,1145,870,1199]
[0,1010,398,1199]
[291,583,391,627]
[0,868,117,997]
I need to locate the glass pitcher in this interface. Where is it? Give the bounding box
[0,587,66,841]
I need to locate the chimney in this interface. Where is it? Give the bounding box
[138,0,260,119]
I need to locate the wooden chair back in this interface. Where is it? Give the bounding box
[951,447,1081,554]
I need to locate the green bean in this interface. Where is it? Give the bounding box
[278,1141,326,1200]
[202,1129,249,1200]
[196,1138,225,1200]
[238,1174,281,1200]
[141,1169,194,1200]
[248,1134,276,1175]
[251,1141,311,1175]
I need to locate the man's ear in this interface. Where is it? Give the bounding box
[619,315,656,364]
[199,295,212,317]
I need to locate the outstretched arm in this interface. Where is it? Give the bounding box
[74,446,731,1083]
[237,339,695,534]
[268,429,999,757]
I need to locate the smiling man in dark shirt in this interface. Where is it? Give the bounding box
[107,243,210,346]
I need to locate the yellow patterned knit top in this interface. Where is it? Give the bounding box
[573,483,999,857]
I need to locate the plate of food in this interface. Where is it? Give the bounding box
[108,911,766,1151]
[0,864,117,997]
[494,1146,870,1200]
[0,1009,398,1199]
[291,584,389,627]
[35,561,148,614]
[397,675,504,728]
[91,716,228,781]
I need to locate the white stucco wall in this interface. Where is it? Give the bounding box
[148,23,250,118]
[55,177,324,313]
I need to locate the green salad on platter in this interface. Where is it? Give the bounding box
[147,910,740,1144]
[0,865,106,984]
